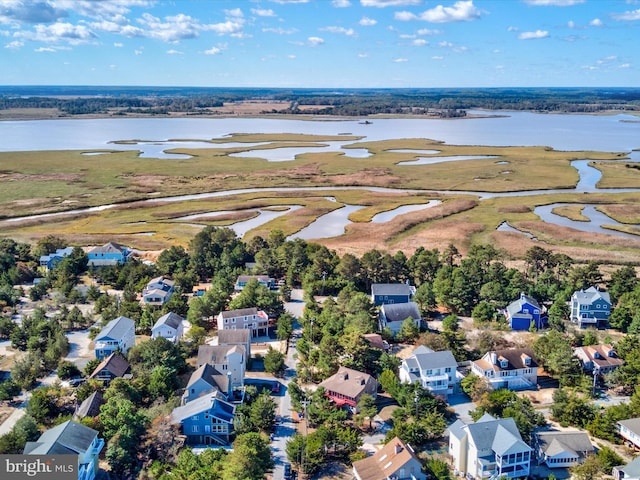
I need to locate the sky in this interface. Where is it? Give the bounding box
[1,0,639,88]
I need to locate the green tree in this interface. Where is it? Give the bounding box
[263,346,286,376]
[148,365,177,401]
[276,312,294,341]
[397,318,420,342]
[356,393,377,431]
[222,432,273,480]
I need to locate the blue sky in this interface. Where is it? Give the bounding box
[1,0,639,87]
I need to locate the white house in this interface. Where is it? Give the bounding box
[94,316,135,360]
[533,431,594,468]
[216,307,269,338]
[352,436,426,480]
[470,348,538,391]
[142,276,175,306]
[399,345,460,398]
[197,344,246,390]
[574,344,623,376]
[449,413,532,480]
[151,312,186,343]
[618,418,640,449]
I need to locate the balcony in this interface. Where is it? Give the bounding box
[88,438,105,456]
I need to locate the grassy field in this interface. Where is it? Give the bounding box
[0,133,639,262]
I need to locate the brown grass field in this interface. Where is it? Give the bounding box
[0,132,639,264]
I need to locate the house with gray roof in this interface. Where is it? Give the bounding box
[24,420,104,480]
[94,316,135,359]
[151,312,185,343]
[171,393,235,446]
[571,286,611,329]
[142,276,175,306]
[471,348,539,391]
[449,413,532,480]
[399,345,460,398]
[197,344,245,390]
[618,417,640,450]
[39,246,74,271]
[87,242,129,267]
[217,328,251,361]
[378,302,422,336]
[614,455,640,480]
[74,391,103,420]
[182,363,231,405]
[533,430,594,468]
[234,275,275,291]
[371,283,415,306]
[504,292,545,331]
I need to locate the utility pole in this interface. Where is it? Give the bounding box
[300,400,310,479]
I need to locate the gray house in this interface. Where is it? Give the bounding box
[379,302,421,336]
[399,345,460,398]
[151,312,185,343]
[171,393,236,446]
[24,420,104,480]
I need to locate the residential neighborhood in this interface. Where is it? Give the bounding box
[2,231,640,480]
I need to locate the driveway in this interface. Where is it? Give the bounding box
[64,328,95,370]
[447,393,475,423]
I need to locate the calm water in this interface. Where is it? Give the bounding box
[1,111,639,153]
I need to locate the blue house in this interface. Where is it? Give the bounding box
[171,393,236,446]
[39,246,74,271]
[505,293,545,331]
[24,420,104,480]
[94,316,135,359]
[571,287,611,329]
[87,242,130,267]
[371,283,415,306]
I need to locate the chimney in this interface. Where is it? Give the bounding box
[227,371,233,399]
[490,352,497,365]
[395,443,403,454]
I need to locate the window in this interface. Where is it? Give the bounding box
[205,425,211,433]
[445,367,452,373]
[192,425,199,432]
[192,415,199,420]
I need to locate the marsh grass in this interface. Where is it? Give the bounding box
[551,205,590,222]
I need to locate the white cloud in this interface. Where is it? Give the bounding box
[417,28,442,35]
[225,8,244,18]
[204,46,222,55]
[358,52,368,57]
[307,36,325,46]
[135,12,245,42]
[332,0,351,6]
[507,25,519,31]
[393,57,408,62]
[54,0,152,22]
[114,42,123,47]
[287,54,296,59]
[251,8,276,17]
[0,0,68,24]
[321,26,355,36]
[438,40,453,47]
[134,48,143,55]
[395,11,418,21]
[567,20,575,28]
[432,55,444,60]
[35,46,56,52]
[166,49,183,54]
[619,63,631,69]
[359,16,377,26]
[4,39,22,48]
[523,0,584,5]
[109,64,117,69]
[361,0,421,6]
[262,27,297,34]
[270,0,311,3]
[16,22,96,44]
[518,29,549,39]
[412,38,428,45]
[399,33,415,38]
[410,1,482,23]
[612,8,640,21]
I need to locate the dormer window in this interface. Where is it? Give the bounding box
[500,359,508,369]
[523,356,531,366]
[594,352,602,359]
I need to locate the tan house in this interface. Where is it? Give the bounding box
[319,366,377,411]
[353,436,425,480]
[574,344,623,376]
[216,307,268,338]
[471,348,538,391]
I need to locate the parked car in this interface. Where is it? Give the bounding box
[284,463,292,479]
[69,378,85,387]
